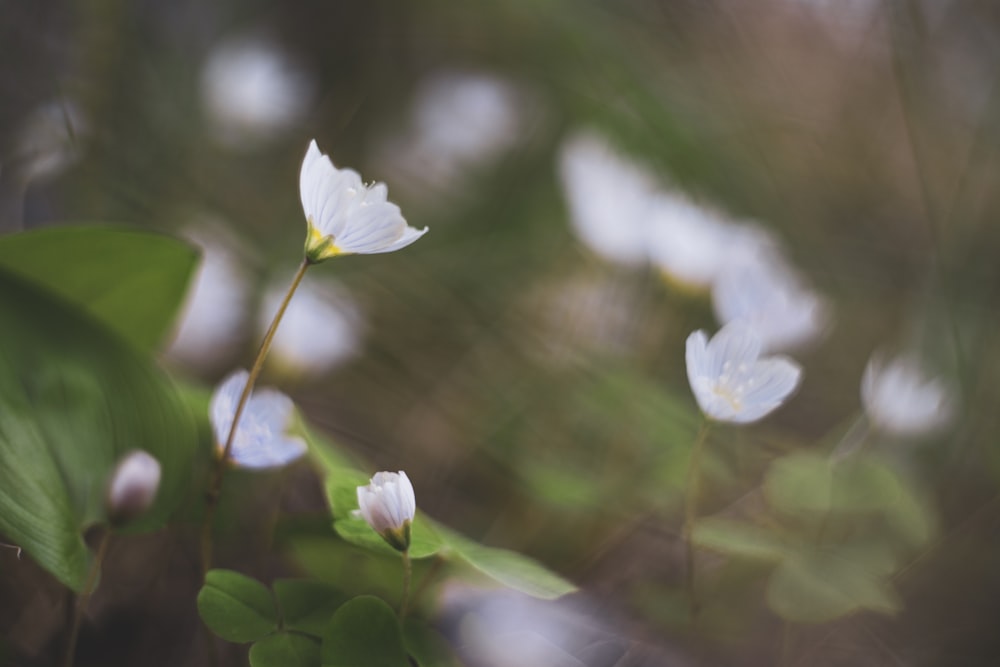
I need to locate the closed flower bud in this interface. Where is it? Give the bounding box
[106,450,161,524]
[357,471,416,552]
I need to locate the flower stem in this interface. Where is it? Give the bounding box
[199,258,311,577]
[400,549,412,619]
[64,530,111,667]
[682,420,710,619]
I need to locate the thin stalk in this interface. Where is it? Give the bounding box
[682,420,711,618]
[64,530,111,667]
[400,550,412,619]
[199,258,311,576]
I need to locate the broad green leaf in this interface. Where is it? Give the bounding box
[766,543,901,623]
[764,453,834,516]
[321,596,410,667]
[0,268,198,590]
[273,579,347,637]
[324,470,375,520]
[250,632,321,667]
[435,524,576,600]
[402,620,462,667]
[692,518,789,561]
[0,225,198,351]
[197,569,278,643]
[333,513,443,560]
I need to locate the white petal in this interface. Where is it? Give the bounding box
[210,369,250,446]
[706,321,761,376]
[734,357,803,423]
[231,436,307,468]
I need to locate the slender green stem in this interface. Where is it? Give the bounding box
[200,258,311,577]
[682,420,711,618]
[64,530,111,667]
[400,550,412,619]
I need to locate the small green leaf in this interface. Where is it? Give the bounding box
[692,518,789,561]
[273,579,347,638]
[324,470,376,520]
[250,633,321,667]
[197,569,278,643]
[321,596,410,667]
[436,525,576,600]
[0,225,198,351]
[333,513,442,560]
[766,544,902,623]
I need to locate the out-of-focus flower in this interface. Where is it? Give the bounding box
[300,140,427,262]
[442,587,620,667]
[201,37,313,148]
[376,71,531,193]
[686,321,802,423]
[16,100,88,181]
[861,354,953,437]
[259,275,362,378]
[356,471,415,552]
[558,131,659,267]
[210,369,307,468]
[712,249,828,352]
[166,229,250,370]
[645,194,772,290]
[106,450,161,524]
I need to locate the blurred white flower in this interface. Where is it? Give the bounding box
[645,194,773,290]
[16,100,88,181]
[357,471,415,552]
[106,450,161,523]
[210,369,307,468]
[166,230,250,370]
[712,249,828,352]
[201,37,313,148]
[686,321,803,423]
[861,354,953,437]
[372,71,533,196]
[558,131,659,267]
[259,275,362,378]
[301,139,427,262]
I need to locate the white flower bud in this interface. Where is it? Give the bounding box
[357,471,416,552]
[106,450,161,524]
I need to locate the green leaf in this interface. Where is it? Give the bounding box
[0,225,198,351]
[324,470,375,521]
[692,518,789,561]
[197,569,278,643]
[766,543,901,623]
[436,524,576,600]
[0,268,198,590]
[250,633,321,667]
[333,513,443,560]
[402,620,462,667]
[273,579,347,637]
[764,453,835,517]
[321,596,410,667]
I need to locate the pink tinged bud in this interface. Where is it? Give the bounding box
[106,450,161,524]
[356,471,416,552]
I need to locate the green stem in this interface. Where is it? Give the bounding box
[64,530,111,667]
[682,420,711,618]
[400,550,412,619]
[199,258,311,577]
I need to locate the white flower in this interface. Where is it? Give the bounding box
[357,471,416,552]
[300,140,427,262]
[258,275,362,378]
[686,322,803,423]
[106,450,161,523]
[861,354,953,437]
[712,249,828,352]
[201,37,313,148]
[558,130,659,267]
[166,228,250,370]
[645,193,779,291]
[210,369,307,468]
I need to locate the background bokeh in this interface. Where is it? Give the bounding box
[3,0,1000,665]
